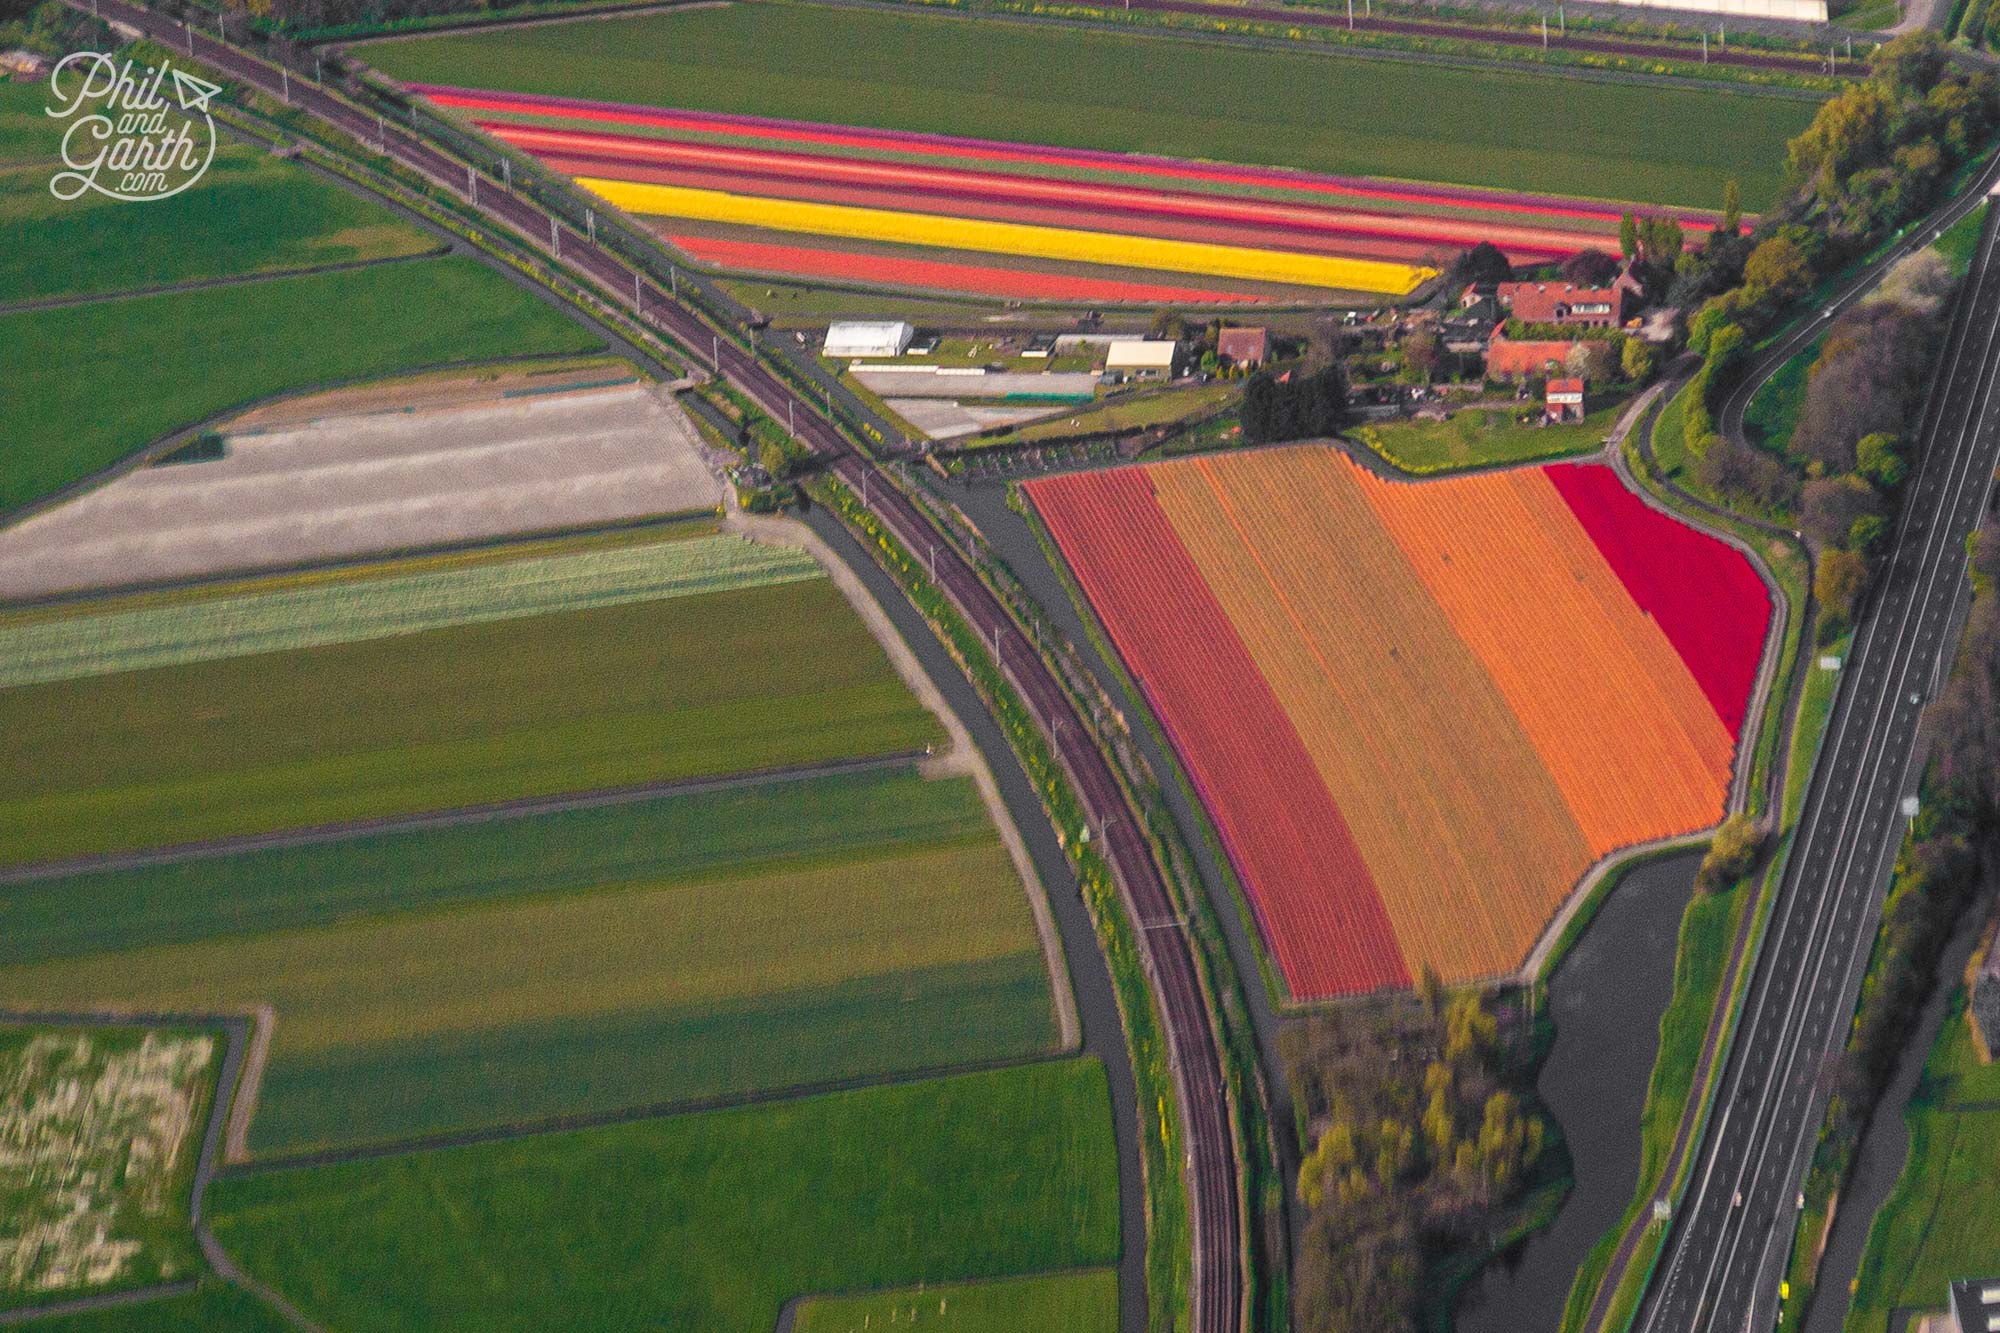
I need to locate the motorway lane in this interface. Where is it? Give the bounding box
[76,8,1244,1329]
[1638,205,2000,1333]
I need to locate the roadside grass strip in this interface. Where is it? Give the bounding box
[792,1268,1119,1332]
[1841,995,2000,1332]
[577,178,1432,294]
[0,534,814,689]
[1028,446,1769,995]
[0,578,941,867]
[24,1283,291,1332]
[204,1059,1120,1332]
[0,768,1057,1153]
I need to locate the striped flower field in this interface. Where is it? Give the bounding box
[417,85,1726,303]
[1028,448,1770,999]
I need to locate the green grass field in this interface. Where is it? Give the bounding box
[0,255,600,510]
[29,1283,292,1332]
[367,2,1810,208]
[1843,994,2000,1332]
[793,1269,1119,1333]
[0,766,1054,1153]
[0,146,437,303]
[1354,391,1629,473]
[0,576,941,867]
[206,1059,1120,1330]
[0,82,54,165]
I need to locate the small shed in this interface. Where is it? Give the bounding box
[825,321,915,359]
[1216,327,1268,368]
[1545,377,1586,423]
[1105,339,1178,380]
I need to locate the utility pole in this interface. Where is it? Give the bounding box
[712,335,720,375]
[184,21,191,53]
[1702,30,1707,62]
[1559,5,1564,32]
[279,67,288,103]
[550,217,559,257]
[1541,14,1548,47]
[502,159,511,189]
[634,272,642,313]
[669,265,677,297]
[1347,0,1353,27]
[585,208,595,242]
[466,163,475,198]
[1718,21,1725,46]
[788,399,796,439]
[928,542,938,580]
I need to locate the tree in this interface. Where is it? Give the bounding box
[1637,214,1685,264]
[1298,1119,1358,1208]
[1416,965,1445,1020]
[1560,248,1621,286]
[1449,240,1514,289]
[1816,547,1870,626]
[1803,475,1888,550]
[1697,813,1764,890]
[1444,993,1496,1063]
[1565,339,1618,386]
[1618,211,1639,262]
[1720,179,1742,237]
[1743,234,1814,305]
[1870,30,1949,101]
[1850,513,1891,557]
[1150,308,1187,341]
[1401,329,1441,384]
[1621,336,1660,384]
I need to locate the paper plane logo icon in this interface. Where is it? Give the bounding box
[169,67,221,114]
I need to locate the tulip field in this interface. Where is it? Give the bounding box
[414,85,1731,303]
[1028,447,1771,998]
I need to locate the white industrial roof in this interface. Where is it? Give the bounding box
[1105,339,1177,369]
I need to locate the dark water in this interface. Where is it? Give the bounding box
[1455,851,1702,1333]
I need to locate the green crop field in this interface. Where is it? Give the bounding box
[1843,996,2000,1333]
[0,146,437,303]
[0,767,1056,1153]
[793,1268,1119,1333]
[367,2,1811,207]
[206,1059,1120,1331]
[0,576,941,867]
[0,255,601,510]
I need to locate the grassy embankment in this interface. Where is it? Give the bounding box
[204,1059,1121,1331]
[1840,993,2000,1331]
[1559,381,1832,1333]
[367,1,1811,208]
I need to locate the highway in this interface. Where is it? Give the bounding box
[1636,200,2000,1332]
[68,7,1244,1330]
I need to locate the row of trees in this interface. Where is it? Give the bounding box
[1285,987,1549,1333]
[1240,366,1349,444]
[1666,34,1996,634]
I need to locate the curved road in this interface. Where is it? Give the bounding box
[1636,195,2000,1332]
[69,7,1245,1330]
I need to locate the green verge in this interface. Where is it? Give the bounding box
[0,143,437,302]
[1562,383,1826,1333]
[0,767,1055,1154]
[364,0,1811,208]
[792,1268,1120,1332]
[1841,993,2000,1332]
[206,1058,1122,1332]
[1741,335,1821,457]
[816,475,1193,1330]
[0,576,942,866]
[0,254,603,511]
[1351,390,1629,474]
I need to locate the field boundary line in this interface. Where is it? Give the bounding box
[0,248,448,316]
[0,751,928,886]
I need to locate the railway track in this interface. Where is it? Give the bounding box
[62,8,1246,1329]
